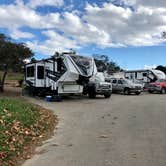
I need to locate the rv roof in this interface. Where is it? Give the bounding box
[25,54,92,66]
[125,69,150,73]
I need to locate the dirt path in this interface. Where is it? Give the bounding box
[0,86,22,98]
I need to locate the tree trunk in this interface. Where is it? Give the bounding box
[0,70,7,92]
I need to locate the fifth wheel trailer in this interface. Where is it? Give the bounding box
[24,52,112,98]
[124,69,166,83]
[25,52,97,96]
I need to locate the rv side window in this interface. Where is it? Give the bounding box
[143,73,147,77]
[27,66,34,77]
[57,58,62,72]
[37,66,44,79]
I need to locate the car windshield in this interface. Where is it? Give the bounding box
[70,55,93,76]
[95,74,105,82]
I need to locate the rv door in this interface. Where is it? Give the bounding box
[35,64,45,87]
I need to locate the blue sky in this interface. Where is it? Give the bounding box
[0,0,166,70]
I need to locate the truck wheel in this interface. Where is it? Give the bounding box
[135,91,141,95]
[104,93,111,98]
[88,86,96,99]
[161,88,166,94]
[124,88,130,95]
[148,90,154,93]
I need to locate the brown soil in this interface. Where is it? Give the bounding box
[0,85,22,98]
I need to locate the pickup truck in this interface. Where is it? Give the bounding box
[84,72,112,98]
[111,78,142,95]
[148,79,166,94]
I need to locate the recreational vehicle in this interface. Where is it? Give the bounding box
[124,69,166,83]
[25,52,112,98]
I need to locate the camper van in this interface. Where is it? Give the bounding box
[25,52,112,98]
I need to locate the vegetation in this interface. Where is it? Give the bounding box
[0,71,23,81]
[0,33,34,92]
[93,54,122,73]
[156,65,166,75]
[0,98,57,166]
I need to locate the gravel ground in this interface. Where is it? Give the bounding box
[22,93,166,166]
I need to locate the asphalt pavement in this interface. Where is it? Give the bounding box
[23,93,166,166]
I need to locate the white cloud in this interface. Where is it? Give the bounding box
[136,0,166,8]
[28,0,64,8]
[0,0,166,55]
[144,64,157,69]
[84,2,166,46]
[27,30,79,55]
[0,3,60,29]
[10,29,35,39]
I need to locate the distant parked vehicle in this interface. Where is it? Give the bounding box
[111,78,142,95]
[148,79,166,94]
[125,69,166,83]
[84,72,112,98]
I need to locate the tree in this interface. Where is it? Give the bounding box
[156,65,166,74]
[93,54,121,73]
[0,34,34,92]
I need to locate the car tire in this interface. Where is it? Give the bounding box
[148,90,154,93]
[104,93,111,98]
[124,88,130,95]
[135,91,141,95]
[161,88,166,94]
[88,85,96,99]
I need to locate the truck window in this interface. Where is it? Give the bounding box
[37,66,44,79]
[118,80,123,84]
[112,79,117,84]
[26,66,34,77]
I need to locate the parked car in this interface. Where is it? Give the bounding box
[84,72,112,98]
[148,79,166,94]
[111,78,142,95]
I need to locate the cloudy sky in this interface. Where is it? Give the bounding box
[0,0,166,69]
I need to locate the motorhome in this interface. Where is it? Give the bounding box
[25,52,112,98]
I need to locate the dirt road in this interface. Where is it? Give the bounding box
[23,93,166,166]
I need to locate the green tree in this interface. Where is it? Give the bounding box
[93,54,121,73]
[0,34,34,92]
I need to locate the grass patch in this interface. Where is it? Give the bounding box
[0,98,57,166]
[0,71,23,81]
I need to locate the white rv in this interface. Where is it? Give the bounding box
[25,52,112,98]
[125,69,166,83]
